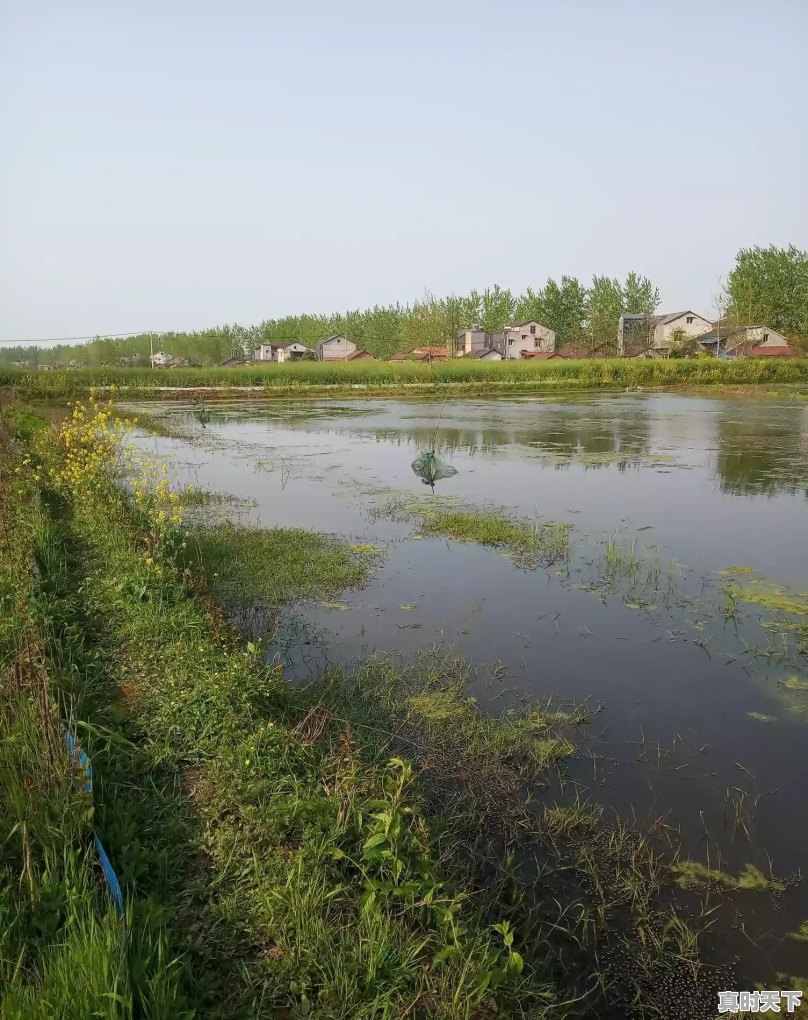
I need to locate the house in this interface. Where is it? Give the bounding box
[346,350,375,360]
[315,335,357,360]
[492,320,556,359]
[457,348,503,361]
[618,311,713,356]
[520,350,562,360]
[150,351,174,367]
[412,346,448,360]
[390,346,448,362]
[252,341,287,363]
[744,341,803,358]
[276,342,313,363]
[219,356,245,367]
[456,325,496,357]
[695,325,803,358]
[555,343,602,359]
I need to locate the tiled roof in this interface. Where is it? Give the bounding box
[747,345,802,358]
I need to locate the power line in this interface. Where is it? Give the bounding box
[0,330,170,346]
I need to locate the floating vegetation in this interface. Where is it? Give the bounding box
[747,711,777,723]
[527,446,678,470]
[724,580,808,618]
[419,509,571,568]
[672,861,785,893]
[350,542,384,555]
[788,922,808,943]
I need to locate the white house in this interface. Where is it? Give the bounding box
[276,342,312,363]
[492,320,555,359]
[618,311,713,356]
[315,335,357,361]
[722,325,789,353]
[150,351,174,367]
[461,348,503,360]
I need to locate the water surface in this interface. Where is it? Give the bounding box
[126,392,808,987]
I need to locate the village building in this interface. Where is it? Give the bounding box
[491,320,556,359]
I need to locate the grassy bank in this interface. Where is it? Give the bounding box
[3,356,808,399]
[2,397,756,1018]
[1,400,574,1016]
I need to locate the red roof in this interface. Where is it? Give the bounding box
[747,345,803,358]
[521,351,559,360]
[412,346,448,357]
[347,350,374,360]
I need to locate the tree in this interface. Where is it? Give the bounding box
[726,245,808,340]
[479,285,516,333]
[622,271,659,317]
[586,272,660,356]
[543,276,588,348]
[667,327,699,358]
[586,276,623,355]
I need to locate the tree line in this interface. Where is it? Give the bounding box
[3,245,805,366]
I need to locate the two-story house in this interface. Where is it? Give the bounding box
[618,311,713,356]
[456,325,495,357]
[491,320,556,359]
[315,335,356,360]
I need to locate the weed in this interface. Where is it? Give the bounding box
[672,861,784,893]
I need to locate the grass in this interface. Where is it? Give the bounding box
[2,403,572,1016]
[1,397,753,1018]
[419,509,571,567]
[183,521,377,641]
[3,356,808,399]
[672,861,785,893]
[304,649,736,1019]
[723,579,808,618]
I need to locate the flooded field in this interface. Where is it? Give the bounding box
[124,391,808,992]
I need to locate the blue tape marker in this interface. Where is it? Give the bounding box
[64,730,125,917]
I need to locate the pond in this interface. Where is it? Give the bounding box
[124,391,808,991]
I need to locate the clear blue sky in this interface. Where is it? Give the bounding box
[2,0,806,342]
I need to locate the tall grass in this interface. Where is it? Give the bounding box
[2,356,808,397]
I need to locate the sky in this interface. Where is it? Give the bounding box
[1,0,807,344]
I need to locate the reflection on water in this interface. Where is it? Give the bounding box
[149,392,808,494]
[715,403,808,495]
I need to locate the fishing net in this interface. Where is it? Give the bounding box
[411,449,458,488]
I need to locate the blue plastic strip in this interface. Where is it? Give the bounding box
[64,730,125,917]
[94,833,125,916]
